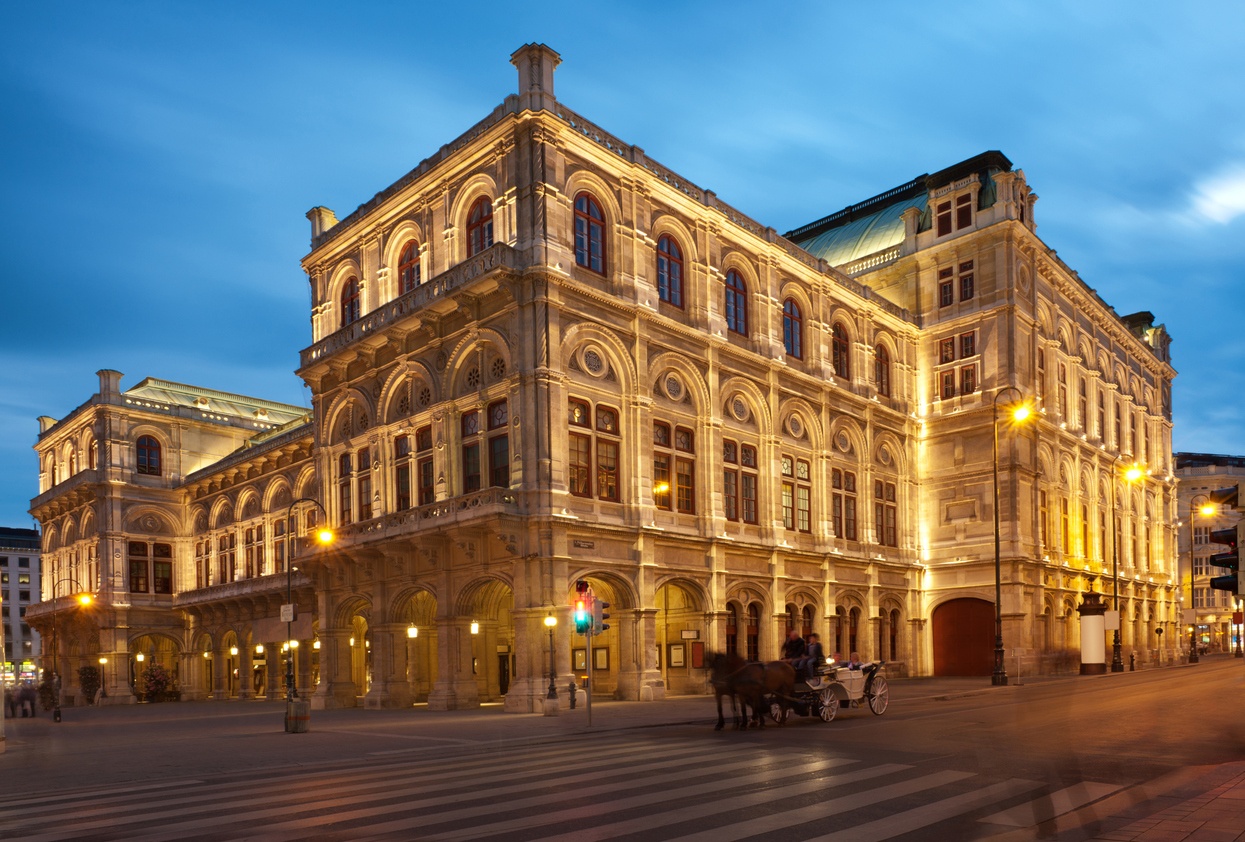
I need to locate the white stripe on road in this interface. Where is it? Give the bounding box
[978,780,1120,826]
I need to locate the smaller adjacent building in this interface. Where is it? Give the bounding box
[1,527,42,686]
[1175,452,1245,654]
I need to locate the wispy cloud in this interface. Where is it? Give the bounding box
[1190,164,1245,224]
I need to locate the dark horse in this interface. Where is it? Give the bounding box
[705,652,796,730]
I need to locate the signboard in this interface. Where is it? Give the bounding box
[1104,610,1120,631]
[1182,608,1197,624]
[280,604,295,623]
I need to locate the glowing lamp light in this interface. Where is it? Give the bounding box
[544,615,557,628]
[255,644,264,654]
[653,482,670,495]
[312,640,320,650]
[1200,504,1216,516]
[316,528,335,545]
[203,651,211,659]
[407,625,418,639]
[229,646,239,657]
[1011,404,1032,423]
[1124,465,1144,483]
[289,640,299,649]
[349,637,355,647]
[470,621,480,635]
[98,657,107,665]
[77,593,93,606]
[135,652,145,662]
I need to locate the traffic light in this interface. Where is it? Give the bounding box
[592,600,610,633]
[573,598,590,634]
[1208,485,1240,510]
[1208,524,1241,593]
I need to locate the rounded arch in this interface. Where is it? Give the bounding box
[123,505,179,536]
[42,522,60,552]
[383,219,427,274]
[327,258,363,312]
[776,396,825,451]
[78,507,97,538]
[293,464,319,502]
[718,376,774,435]
[452,575,515,618]
[387,585,440,625]
[564,170,622,252]
[829,316,854,380]
[262,477,293,513]
[190,506,209,536]
[379,360,438,425]
[330,593,374,630]
[826,416,866,462]
[648,351,709,416]
[61,517,78,547]
[449,174,500,260]
[560,322,638,396]
[236,488,263,522]
[442,329,514,400]
[872,331,899,398]
[321,389,375,446]
[574,570,643,612]
[648,213,700,264]
[209,499,235,531]
[872,430,908,474]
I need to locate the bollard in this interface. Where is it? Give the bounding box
[1129,653,1135,671]
[567,680,577,709]
[285,699,311,733]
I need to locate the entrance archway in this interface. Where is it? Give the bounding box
[932,598,995,676]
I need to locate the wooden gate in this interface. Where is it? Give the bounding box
[932,598,995,676]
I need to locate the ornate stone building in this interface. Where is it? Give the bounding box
[28,44,1180,712]
[1175,452,1244,654]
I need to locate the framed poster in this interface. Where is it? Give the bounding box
[668,643,685,668]
[690,641,705,669]
[573,648,587,671]
[593,647,610,671]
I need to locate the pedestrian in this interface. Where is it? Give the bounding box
[19,681,37,717]
[793,632,826,681]
[3,684,15,718]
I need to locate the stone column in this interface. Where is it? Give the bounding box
[237,644,254,700]
[310,631,353,709]
[427,618,480,711]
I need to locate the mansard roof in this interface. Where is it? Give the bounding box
[123,377,308,427]
[785,151,1013,267]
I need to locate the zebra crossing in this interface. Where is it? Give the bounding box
[0,735,1120,841]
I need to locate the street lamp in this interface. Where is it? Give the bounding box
[1109,458,1144,672]
[284,498,333,702]
[992,387,1032,686]
[46,577,93,723]
[1187,495,1216,664]
[544,613,558,701]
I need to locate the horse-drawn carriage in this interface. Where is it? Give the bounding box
[707,652,889,730]
[769,661,888,723]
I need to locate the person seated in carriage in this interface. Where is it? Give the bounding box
[792,632,826,682]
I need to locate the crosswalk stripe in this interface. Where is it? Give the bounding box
[978,780,1120,826]
[665,770,978,842]
[807,778,1045,841]
[528,763,911,842]
[7,740,739,841]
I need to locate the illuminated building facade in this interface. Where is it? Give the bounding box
[28,45,1179,711]
[1175,452,1245,654]
[1,527,42,686]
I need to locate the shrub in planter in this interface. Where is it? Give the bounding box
[138,663,172,702]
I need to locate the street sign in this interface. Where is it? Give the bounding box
[280,604,295,623]
[1104,610,1120,631]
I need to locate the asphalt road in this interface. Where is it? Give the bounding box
[1,656,1241,840]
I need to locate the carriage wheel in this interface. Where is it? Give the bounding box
[866,676,889,715]
[769,700,791,724]
[818,690,839,722]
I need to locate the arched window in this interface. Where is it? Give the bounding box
[340,277,360,327]
[725,270,748,335]
[832,322,851,379]
[782,299,803,358]
[398,240,420,294]
[574,192,606,274]
[136,436,161,476]
[875,345,891,397]
[656,235,683,307]
[467,196,493,256]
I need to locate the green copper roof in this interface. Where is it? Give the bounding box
[793,192,926,267]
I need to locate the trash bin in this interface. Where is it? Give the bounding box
[285,699,310,733]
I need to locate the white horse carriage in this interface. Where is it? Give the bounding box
[768,661,889,723]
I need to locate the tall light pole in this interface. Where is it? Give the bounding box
[544,613,558,701]
[284,498,333,702]
[46,577,92,723]
[1109,458,1144,673]
[992,387,1032,687]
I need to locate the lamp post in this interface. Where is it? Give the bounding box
[544,614,558,701]
[991,387,1031,687]
[46,577,93,723]
[1109,458,1144,673]
[283,498,333,702]
[1187,495,1215,664]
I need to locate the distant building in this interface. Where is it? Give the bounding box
[1175,452,1245,654]
[28,45,1180,711]
[1,526,41,685]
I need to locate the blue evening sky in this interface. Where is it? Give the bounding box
[3,1,1243,527]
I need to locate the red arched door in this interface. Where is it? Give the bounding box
[932,598,995,676]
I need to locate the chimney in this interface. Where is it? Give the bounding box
[98,369,123,398]
[510,43,561,113]
[307,206,339,241]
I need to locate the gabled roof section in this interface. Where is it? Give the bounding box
[786,151,1013,268]
[125,378,308,426]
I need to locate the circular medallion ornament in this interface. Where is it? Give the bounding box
[466,367,481,389]
[664,374,684,401]
[582,347,605,377]
[418,386,432,408]
[731,396,749,422]
[836,432,851,453]
[878,444,891,466]
[435,350,448,371]
[786,414,804,438]
[491,357,507,380]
